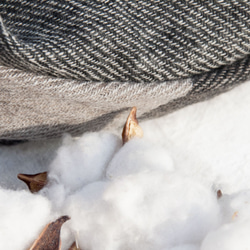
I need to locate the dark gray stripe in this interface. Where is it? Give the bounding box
[1,0,250,82]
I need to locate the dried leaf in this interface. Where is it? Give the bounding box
[68,241,81,250]
[122,107,143,144]
[217,189,222,199]
[17,172,48,193]
[29,215,70,250]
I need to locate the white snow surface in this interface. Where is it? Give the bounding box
[1,80,250,249]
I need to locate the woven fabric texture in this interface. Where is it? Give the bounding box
[0,65,191,139]
[0,0,250,140]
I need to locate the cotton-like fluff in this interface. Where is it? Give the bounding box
[46,132,121,208]
[201,220,250,250]
[106,138,174,179]
[142,81,250,195]
[218,189,250,224]
[200,189,250,250]
[44,131,220,250]
[169,244,200,250]
[63,172,219,250]
[49,132,121,189]
[0,189,51,250]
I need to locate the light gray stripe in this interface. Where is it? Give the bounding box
[0,66,192,139]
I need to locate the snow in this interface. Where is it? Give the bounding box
[0,189,51,249]
[1,80,250,249]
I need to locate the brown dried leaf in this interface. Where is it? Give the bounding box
[68,241,81,250]
[122,107,143,144]
[17,172,48,193]
[28,215,70,250]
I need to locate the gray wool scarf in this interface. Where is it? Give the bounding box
[1,0,250,140]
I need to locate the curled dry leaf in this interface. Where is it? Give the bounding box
[122,106,143,144]
[17,172,48,193]
[29,215,70,250]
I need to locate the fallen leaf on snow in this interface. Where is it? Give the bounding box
[17,172,48,193]
[28,215,70,250]
[122,106,143,144]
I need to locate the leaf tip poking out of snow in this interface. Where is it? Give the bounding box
[122,106,143,144]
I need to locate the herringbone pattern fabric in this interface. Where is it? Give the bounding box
[1,1,250,82]
[0,0,250,140]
